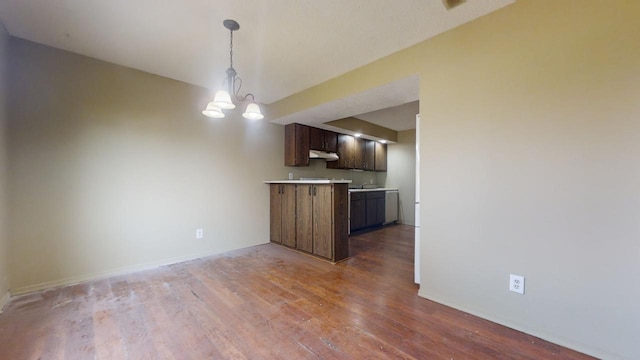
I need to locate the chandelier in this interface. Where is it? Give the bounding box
[202,19,264,120]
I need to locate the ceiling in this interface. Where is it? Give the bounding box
[0,0,514,129]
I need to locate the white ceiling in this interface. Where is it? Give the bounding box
[356,101,420,132]
[0,0,514,129]
[270,75,420,131]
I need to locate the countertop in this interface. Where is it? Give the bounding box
[264,180,352,184]
[348,188,398,192]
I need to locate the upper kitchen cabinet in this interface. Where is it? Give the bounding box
[374,142,387,171]
[309,127,338,153]
[327,133,355,170]
[283,123,386,172]
[285,123,310,166]
[362,139,375,171]
[353,137,365,169]
[327,135,387,172]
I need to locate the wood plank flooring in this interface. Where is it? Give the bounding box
[0,225,595,359]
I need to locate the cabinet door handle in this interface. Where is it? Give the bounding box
[313,186,317,196]
[308,186,311,196]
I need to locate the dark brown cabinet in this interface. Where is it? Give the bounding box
[270,184,296,247]
[362,140,375,171]
[353,138,365,169]
[349,192,366,231]
[327,134,355,170]
[284,123,386,172]
[284,123,310,166]
[269,182,349,262]
[374,142,387,171]
[296,184,349,261]
[365,191,386,227]
[350,190,386,232]
[310,127,338,153]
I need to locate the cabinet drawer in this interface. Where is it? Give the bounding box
[365,191,385,199]
[350,192,365,201]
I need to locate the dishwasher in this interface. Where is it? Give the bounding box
[384,190,399,224]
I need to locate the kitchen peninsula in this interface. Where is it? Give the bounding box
[265,180,350,262]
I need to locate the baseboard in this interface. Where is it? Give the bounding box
[0,290,9,313]
[10,247,249,296]
[417,289,621,360]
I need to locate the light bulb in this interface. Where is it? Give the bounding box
[213,90,235,110]
[242,102,264,120]
[202,102,225,118]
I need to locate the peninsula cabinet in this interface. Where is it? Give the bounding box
[296,184,349,261]
[267,181,349,262]
[269,184,296,247]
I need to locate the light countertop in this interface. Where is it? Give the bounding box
[348,188,398,192]
[264,180,352,184]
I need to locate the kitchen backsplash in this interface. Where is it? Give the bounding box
[284,160,384,186]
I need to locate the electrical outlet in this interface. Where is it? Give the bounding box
[288,172,294,180]
[509,274,525,294]
[196,228,204,239]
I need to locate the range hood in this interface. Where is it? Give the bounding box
[309,149,339,161]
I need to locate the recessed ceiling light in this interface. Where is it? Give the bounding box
[380,140,387,144]
[354,133,362,138]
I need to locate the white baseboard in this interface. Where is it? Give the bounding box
[417,289,619,360]
[0,290,9,313]
[9,247,246,296]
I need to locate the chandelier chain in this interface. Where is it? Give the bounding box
[229,30,233,72]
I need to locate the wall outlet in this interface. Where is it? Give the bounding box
[509,274,525,295]
[288,172,294,180]
[196,228,204,239]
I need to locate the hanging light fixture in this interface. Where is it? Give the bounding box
[202,19,264,120]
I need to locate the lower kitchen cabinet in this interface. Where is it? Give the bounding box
[349,192,366,231]
[365,191,386,227]
[296,184,349,261]
[350,190,386,232]
[270,184,296,247]
[269,182,349,262]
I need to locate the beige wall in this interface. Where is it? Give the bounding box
[379,130,416,225]
[4,37,383,294]
[0,22,9,310]
[267,1,640,359]
[5,38,295,293]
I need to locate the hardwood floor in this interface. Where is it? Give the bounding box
[0,225,594,359]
